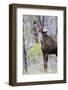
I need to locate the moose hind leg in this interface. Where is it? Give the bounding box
[43,53,48,71]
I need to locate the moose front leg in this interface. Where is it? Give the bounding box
[43,53,48,71]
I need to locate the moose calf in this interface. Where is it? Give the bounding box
[33,21,57,71]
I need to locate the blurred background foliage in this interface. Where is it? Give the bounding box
[27,43,43,64]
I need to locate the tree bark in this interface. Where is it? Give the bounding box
[23,23,28,74]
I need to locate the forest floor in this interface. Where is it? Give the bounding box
[26,54,57,74]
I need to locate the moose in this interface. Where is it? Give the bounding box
[33,20,57,71]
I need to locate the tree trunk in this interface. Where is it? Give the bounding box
[23,24,28,74]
